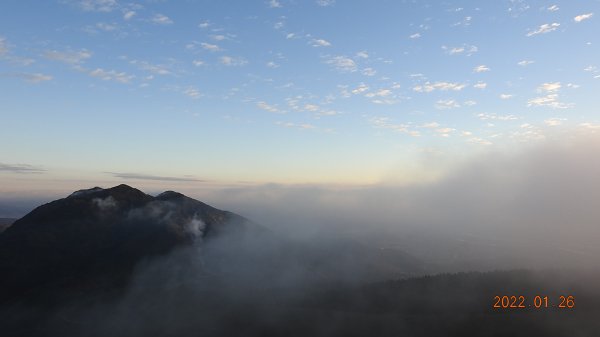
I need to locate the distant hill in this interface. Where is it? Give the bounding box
[0,218,15,233]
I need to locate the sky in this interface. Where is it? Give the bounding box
[1,0,600,197]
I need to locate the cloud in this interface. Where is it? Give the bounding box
[200,42,221,52]
[107,172,203,182]
[355,51,369,59]
[499,94,513,99]
[276,121,315,130]
[365,89,392,98]
[574,13,593,22]
[526,23,560,37]
[0,72,52,83]
[183,87,202,99]
[0,36,8,56]
[268,0,282,8]
[220,56,247,66]
[0,163,46,174]
[89,68,134,83]
[538,82,561,93]
[316,0,335,6]
[362,67,376,76]
[325,56,357,73]
[545,118,565,126]
[310,39,331,47]
[435,99,460,110]
[44,49,92,64]
[75,0,118,12]
[477,113,518,121]
[474,82,487,89]
[413,81,467,92]
[518,60,534,66]
[473,65,490,73]
[152,14,173,25]
[370,117,418,136]
[442,44,478,56]
[351,83,369,94]
[527,94,571,109]
[123,10,135,20]
[547,5,559,12]
[257,101,281,113]
[198,21,210,29]
[409,33,421,39]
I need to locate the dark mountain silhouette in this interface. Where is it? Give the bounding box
[0,184,261,303]
[0,218,15,233]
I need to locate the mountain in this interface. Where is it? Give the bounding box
[0,184,261,303]
[0,218,15,233]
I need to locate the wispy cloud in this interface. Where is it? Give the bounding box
[547,5,559,12]
[413,81,467,92]
[200,42,221,52]
[310,38,331,47]
[268,0,282,8]
[257,101,281,113]
[435,99,460,110]
[0,72,52,83]
[574,13,593,23]
[276,121,315,130]
[527,94,570,109]
[325,56,357,72]
[152,14,173,25]
[0,163,46,174]
[538,82,561,93]
[316,0,335,6]
[123,10,136,20]
[473,82,487,89]
[44,49,92,64]
[473,65,490,73]
[477,113,518,121]
[74,0,118,12]
[89,68,134,83]
[220,56,247,66]
[526,23,560,37]
[442,44,478,56]
[183,87,202,99]
[518,60,534,66]
[107,172,203,182]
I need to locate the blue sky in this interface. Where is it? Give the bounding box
[1,0,599,195]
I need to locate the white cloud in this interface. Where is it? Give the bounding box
[77,0,117,12]
[351,83,369,94]
[545,118,565,126]
[257,101,280,113]
[547,5,559,12]
[355,51,369,59]
[198,21,210,29]
[95,22,117,31]
[362,67,376,76]
[44,49,92,64]
[409,33,421,39]
[220,56,247,66]
[326,56,357,73]
[370,117,418,136]
[365,89,392,98]
[574,13,594,23]
[442,44,478,55]
[527,94,570,109]
[413,81,467,92]
[311,39,331,47]
[518,60,534,66]
[201,42,221,52]
[123,10,135,20]
[266,61,279,68]
[477,113,518,121]
[1,72,53,83]
[303,104,319,112]
[276,122,316,130]
[268,0,282,8]
[0,36,8,56]
[422,122,440,128]
[183,87,202,99]
[474,65,490,73]
[500,94,513,99]
[538,82,561,93]
[192,59,204,67]
[435,99,460,109]
[152,14,173,25]
[526,23,560,37]
[316,0,335,6]
[474,82,487,89]
[89,68,134,83]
